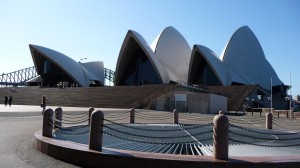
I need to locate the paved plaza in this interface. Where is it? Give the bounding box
[0,104,140,168]
[0,104,82,168]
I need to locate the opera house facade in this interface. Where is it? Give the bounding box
[115,26,284,90]
[27,26,289,109]
[114,26,288,109]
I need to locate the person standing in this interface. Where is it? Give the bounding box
[8,96,12,106]
[4,96,8,106]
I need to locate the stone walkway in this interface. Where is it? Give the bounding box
[0,104,86,168]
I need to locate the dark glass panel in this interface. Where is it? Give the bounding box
[191,52,221,86]
[40,60,76,86]
[120,46,162,85]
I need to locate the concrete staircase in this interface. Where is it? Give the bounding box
[0,85,175,108]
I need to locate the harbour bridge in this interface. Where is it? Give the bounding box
[0,66,115,87]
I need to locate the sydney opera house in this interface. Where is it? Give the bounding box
[115,26,283,89]
[27,26,289,110]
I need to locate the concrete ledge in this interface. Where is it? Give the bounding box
[34,130,300,168]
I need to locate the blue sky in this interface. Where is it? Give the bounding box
[0,0,299,96]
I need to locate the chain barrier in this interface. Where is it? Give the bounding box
[103,124,213,139]
[135,115,174,121]
[228,118,265,125]
[228,116,265,123]
[229,123,297,135]
[231,115,266,120]
[272,120,286,129]
[180,117,214,122]
[105,112,129,118]
[103,118,212,132]
[63,112,88,116]
[104,112,130,121]
[229,130,300,141]
[103,131,212,145]
[135,113,174,120]
[180,114,214,120]
[53,117,89,125]
[136,112,173,118]
[271,120,300,133]
[48,120,90,136]
[54,123,89,131]
[229,138,300,147]
[55,129,90,136]
[105,115,130,122]
[48,117,89,130]
[273,118,300,127]
[61,116,89,123]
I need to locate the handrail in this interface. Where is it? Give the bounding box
[131,85,179,108]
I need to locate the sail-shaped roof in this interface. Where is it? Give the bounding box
[151,26,191,82]
[221,26,283,89]
[29,44,104,86]
[114,30,169,85]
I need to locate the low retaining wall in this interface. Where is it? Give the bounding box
[34,130,300,168]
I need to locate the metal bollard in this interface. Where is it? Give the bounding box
[42,108,54,138]
[130,108,135,124]
[266,112,272,129]
[89,110,104,151]
[88,107,95,125]
[173,109,178,124]
[54,107,62,129]
[213,113,229,161]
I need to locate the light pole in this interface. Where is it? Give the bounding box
[270,77,273,113]
[289,72,292,116]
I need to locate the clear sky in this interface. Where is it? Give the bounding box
[0,0,299,96]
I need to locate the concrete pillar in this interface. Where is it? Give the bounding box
[54,107,63,129]
[89,110,104,151]
[213,114,229,161]
[266,112,272,129]
[88,107,95,125]
[42,108,54,138]
[173,109,178,124]
[130,108,135,124]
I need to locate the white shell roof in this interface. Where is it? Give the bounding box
[221,26,283,89]
[115,30,170,84]
[151,26,191,82]
[82,61,104,84]
[29,44,104,86]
